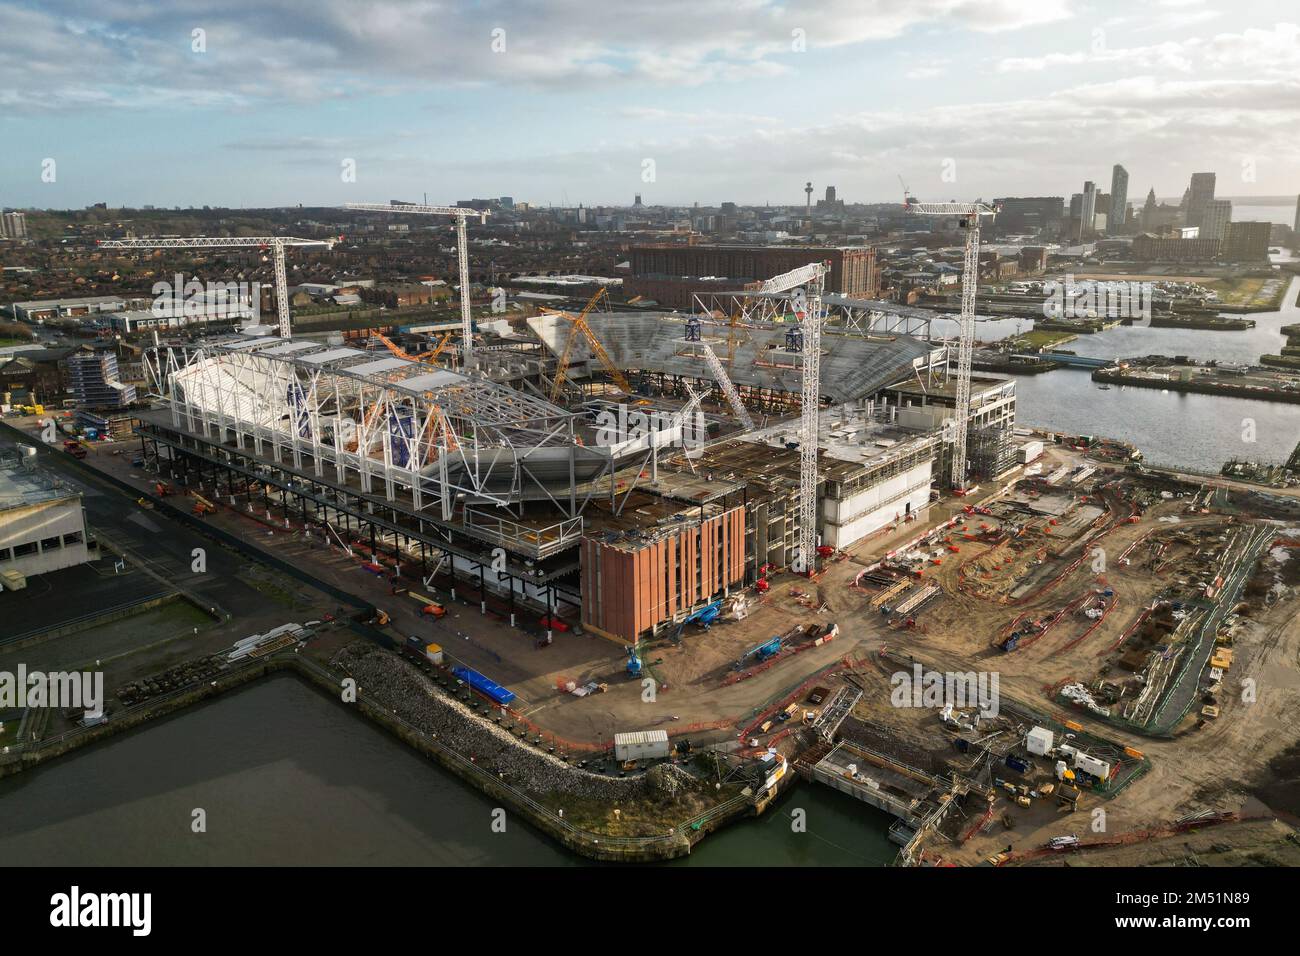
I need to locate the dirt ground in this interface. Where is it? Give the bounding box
[45,424,1300,864]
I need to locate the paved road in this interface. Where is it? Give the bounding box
[6,431,321,628]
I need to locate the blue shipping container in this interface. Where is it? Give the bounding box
[451,665,516,707]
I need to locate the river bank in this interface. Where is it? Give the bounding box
[0,672,895,866]
[0,640,783,862]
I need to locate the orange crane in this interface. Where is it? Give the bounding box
[372,331,454,364]
[360,333,459,462]
[544,287,630,402]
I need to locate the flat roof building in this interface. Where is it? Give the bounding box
[0,448,91,579]
[9,296,126,322]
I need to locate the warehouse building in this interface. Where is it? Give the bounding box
[624,243,879,308]
[0,449,91,580]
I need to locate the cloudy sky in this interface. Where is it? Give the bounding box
[1,0,1297,209]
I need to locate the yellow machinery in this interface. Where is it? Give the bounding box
[372,331,454,364]
[544,287,630,401]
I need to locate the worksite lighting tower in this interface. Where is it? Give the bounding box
[345,203,489,364]
[98,236,336,338]
[758,261,829,575]
[902,197,999,489]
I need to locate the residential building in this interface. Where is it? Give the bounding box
[66,350,137,409]
[1108,165,1129,235]
[1,211,28,239]
[1080,181,1097,239]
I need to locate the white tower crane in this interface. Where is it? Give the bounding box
[901,196,999,489]
[345,203,489,364]
[97,236,335,338]
[755,261,829,576]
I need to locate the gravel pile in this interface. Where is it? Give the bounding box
[646,763,694,798]
[333,642,654,801]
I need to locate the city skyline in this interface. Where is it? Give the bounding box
[1,1,1297,208]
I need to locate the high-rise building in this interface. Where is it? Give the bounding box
[1108,165,1129,235]
[826,186,837,204]
[1201,199,1233,242]
[1,211,28,239]
[1185,172,1216,228]
[1079,181,1097,239]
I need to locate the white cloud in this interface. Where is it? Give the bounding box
[0,0,1076,112]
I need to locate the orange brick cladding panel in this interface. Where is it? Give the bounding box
[580,507,745,642]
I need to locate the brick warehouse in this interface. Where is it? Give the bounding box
[625,243,879,308]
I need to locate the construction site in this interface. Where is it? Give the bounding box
[12,198,1300,865]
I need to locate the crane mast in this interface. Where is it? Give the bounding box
[345,203,489,365]
[97,236,335,338]
[796,268,825,575]
[754,261,829,575]
[902,197,998,489]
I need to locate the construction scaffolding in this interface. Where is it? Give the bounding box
[968,423,1017,480]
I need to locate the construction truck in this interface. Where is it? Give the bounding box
[191,493,216,516]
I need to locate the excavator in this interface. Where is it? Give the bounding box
[542,287,631,402]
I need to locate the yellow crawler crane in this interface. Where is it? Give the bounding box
[544,287,630,401]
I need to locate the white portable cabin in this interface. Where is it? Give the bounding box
[614,730,670,762]
[1026,726,1054,756]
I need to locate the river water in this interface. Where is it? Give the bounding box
[0,676,896,866]
[4,275,1296,866]
[936,274,1300,471]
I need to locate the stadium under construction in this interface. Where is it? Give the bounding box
[136,296,1017,644]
